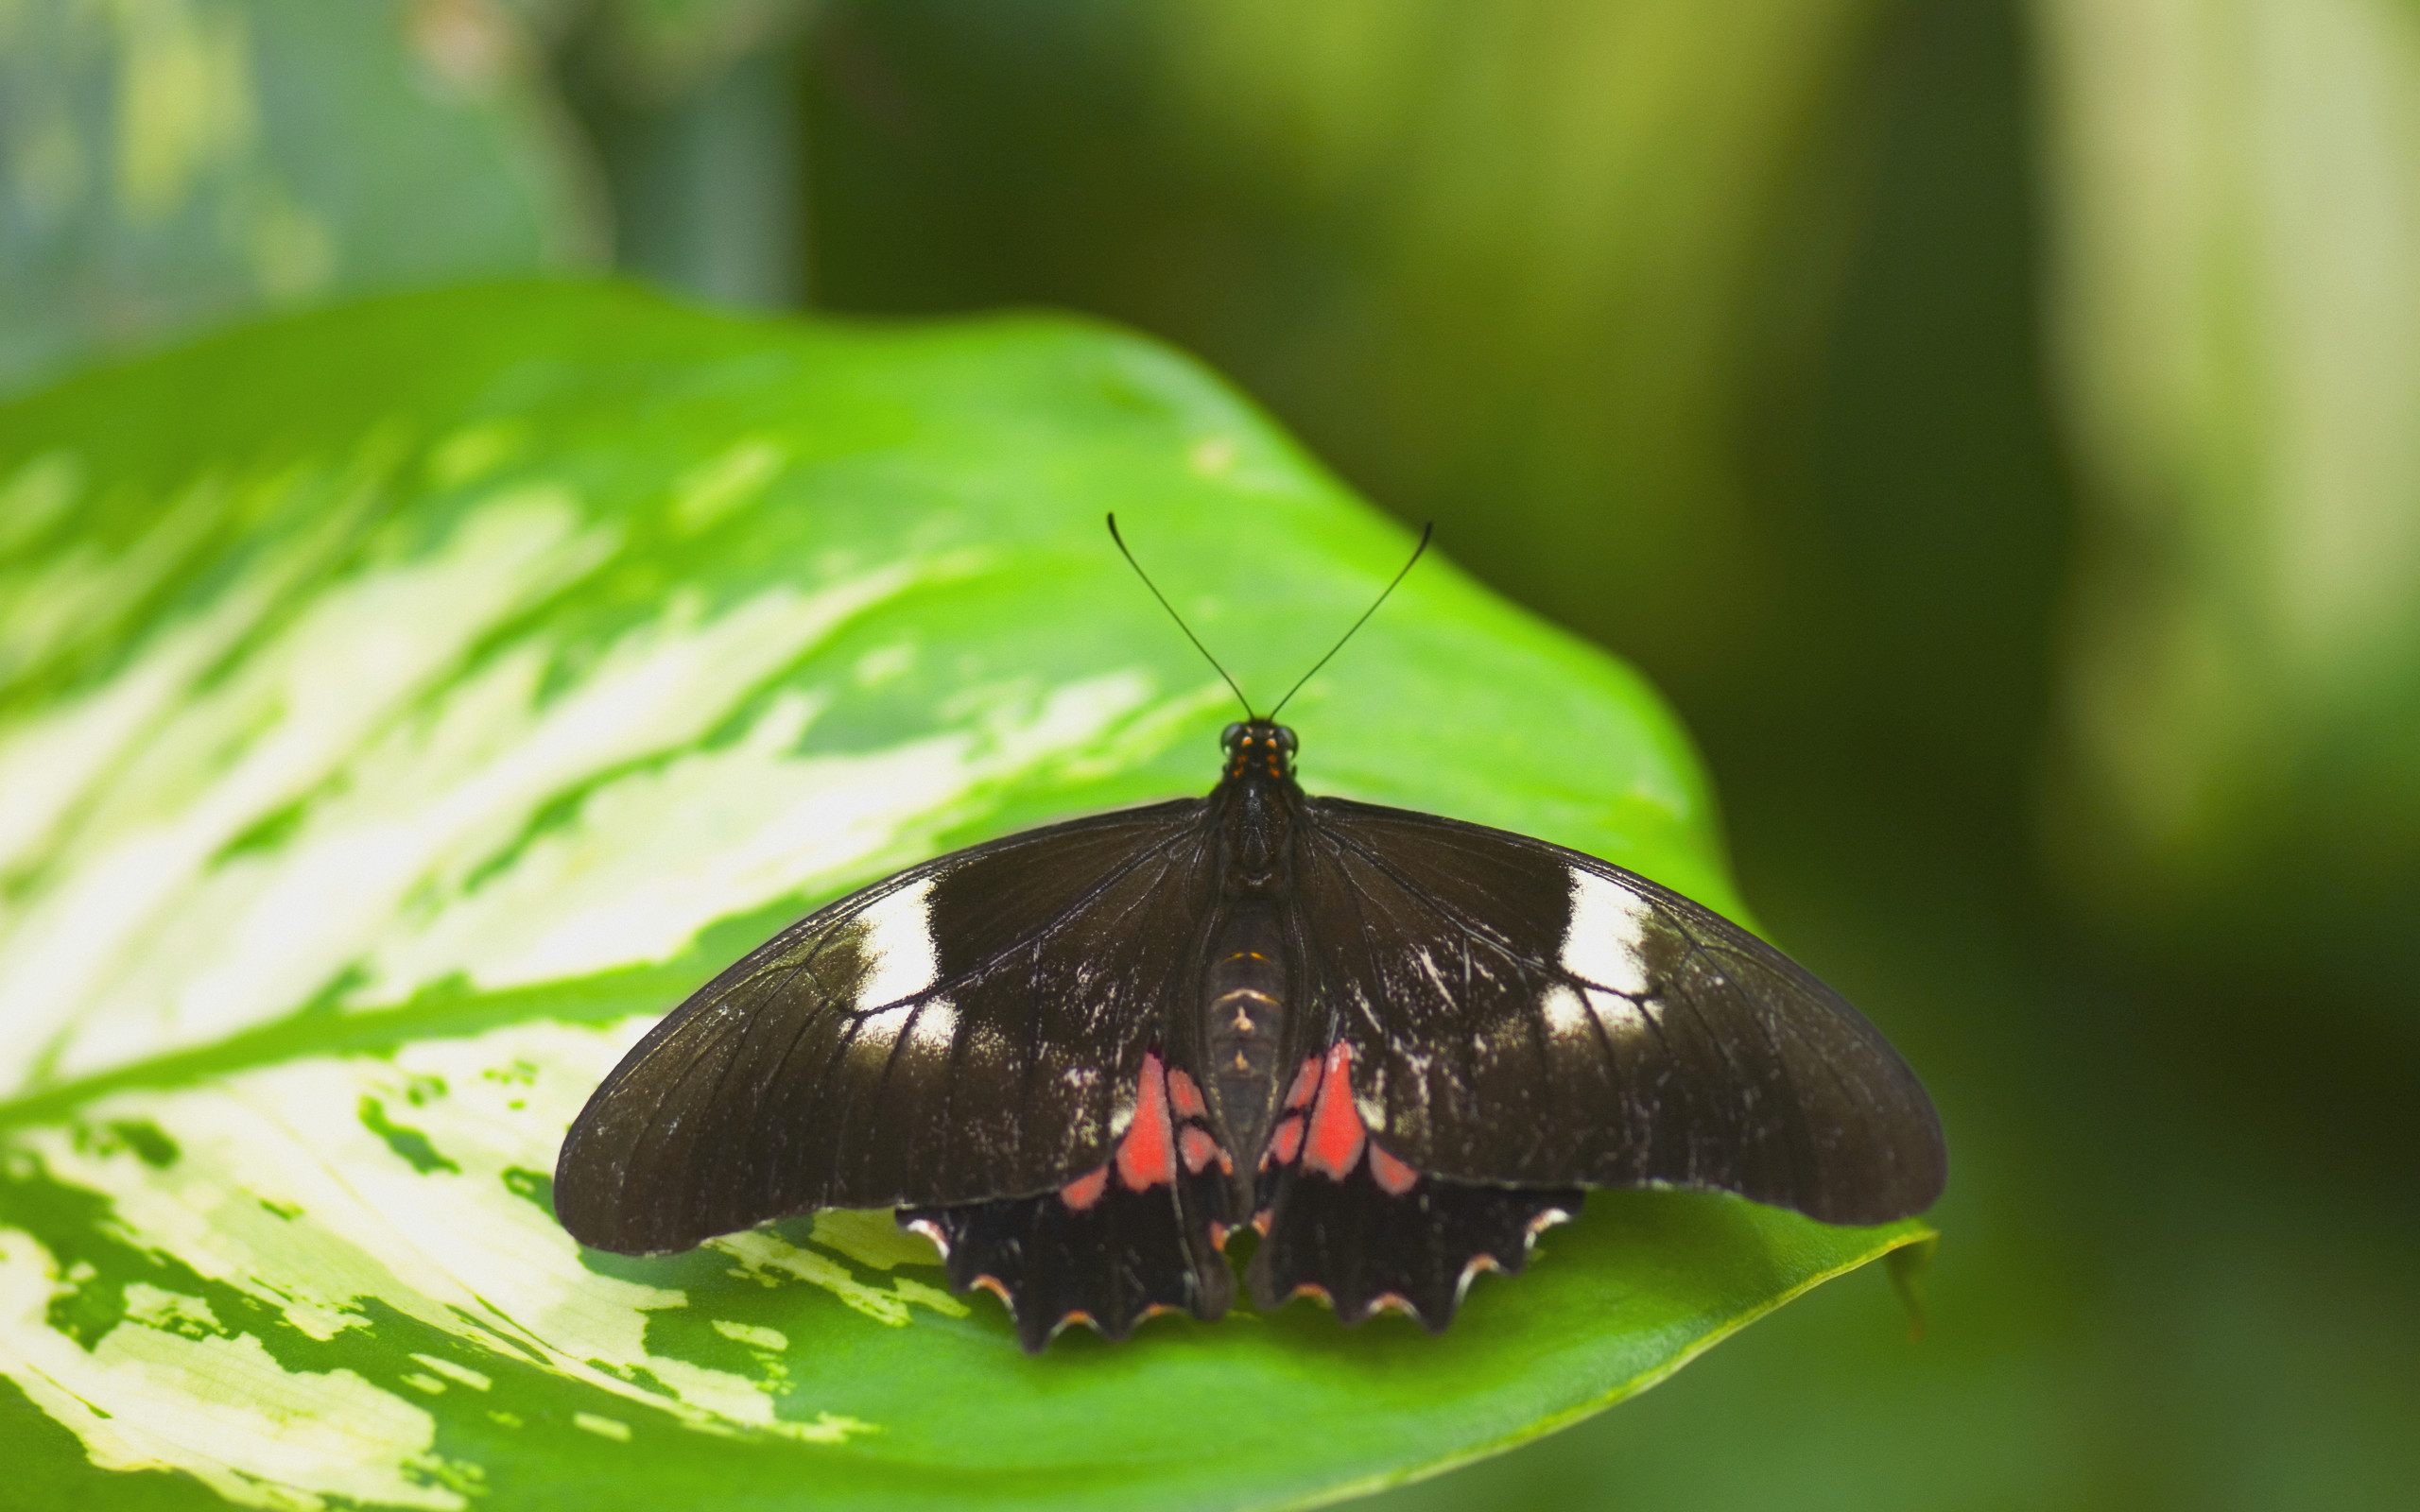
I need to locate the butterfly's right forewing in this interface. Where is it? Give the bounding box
[1289,799,1946,1228]
[555,800,1215,1255]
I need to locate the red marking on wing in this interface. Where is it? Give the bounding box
[1367,1141,1420,1195]
[1059,1165,1110,1211]
[1302,1042,1367,1179]
[973,1275,1012,1303]
[1167,1068,1208,1121]
[1115,1052,1178,1191]
[1283,1057,1322,1110]
[1180,1125,1221,1174]
[1266,1113,1305,1166]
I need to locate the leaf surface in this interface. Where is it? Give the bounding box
[0,282,1927,1511]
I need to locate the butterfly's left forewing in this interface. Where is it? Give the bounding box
[555,800,1222,1259]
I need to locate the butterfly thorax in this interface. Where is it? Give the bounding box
[1202,720,1306,1180]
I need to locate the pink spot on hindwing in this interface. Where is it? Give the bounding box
[1115,1052,1178,1191]
[1266,1113,1305,1165]
[1367,1142,1420,1194]
[1167,1068,1208,1121]
[1180,1125,1220,1174]
[1302,1042,1367,1179]
[1283,1057,1322,1110]
[1059,1165,1110,1210]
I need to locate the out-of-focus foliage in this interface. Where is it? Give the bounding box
[2036,0,2420,981]
[810,0,1891,691]
[802,1,2420,1507]
[0,0,602,393]
[6,0,2417,1504]
[557,0,818,102]
[0,0,825,396]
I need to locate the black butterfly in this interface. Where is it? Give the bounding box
[555,520,1945,1351]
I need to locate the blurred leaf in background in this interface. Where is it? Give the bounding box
[0,0,605,393]
[808,0,1891,695]
[2036,0,2420,994]
[553,0,820,305]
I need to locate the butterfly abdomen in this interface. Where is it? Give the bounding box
[1202,903,1289,1170]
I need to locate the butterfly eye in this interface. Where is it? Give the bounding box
[1274,726,1298,755]
[1220,722,1246,751]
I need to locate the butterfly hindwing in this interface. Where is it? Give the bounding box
[555,800,1219,1255]
[1246,1042,1582,1328]
[902,1052,1236,1350]
[1289,799,1947,1227]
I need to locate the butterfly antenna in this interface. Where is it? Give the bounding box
[1269,521,1434,720]
[1107,513,1256,719]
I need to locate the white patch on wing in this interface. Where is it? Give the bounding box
[905,998,959,1057]
[1584,988,1655,1048]
[1539,983,1591,1040]
[856,878,940,1010]
[1560,867,1655,998]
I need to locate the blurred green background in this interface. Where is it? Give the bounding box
[6,0,2416,1506]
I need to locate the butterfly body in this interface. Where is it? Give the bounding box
[557,717,1944,1350]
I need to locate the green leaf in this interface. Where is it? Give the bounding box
[0,282,1928,1511]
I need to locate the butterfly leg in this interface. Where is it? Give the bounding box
[1247,1044,1580,1329]
[899,1052,1236,1351]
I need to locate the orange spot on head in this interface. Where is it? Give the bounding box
[1059,1164,1110,1211]
[1302,1042,1367,1179]
[1180,1125,1220,1174]
[1167,1068,1208,1121]
[1115,1052,1178,1191]
[1367,1141,1420,1194]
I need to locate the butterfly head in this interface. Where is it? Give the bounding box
[1221,719,1298,782]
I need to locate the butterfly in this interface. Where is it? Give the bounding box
[555,518,1946,1351]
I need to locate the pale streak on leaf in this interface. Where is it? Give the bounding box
[0,488,620,1095]
[0,1236,468,1512]
[1,1018,901,1498]
[353,668,1157,1004]
[716,1228,970,1327]
[809,1209,944,1272]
